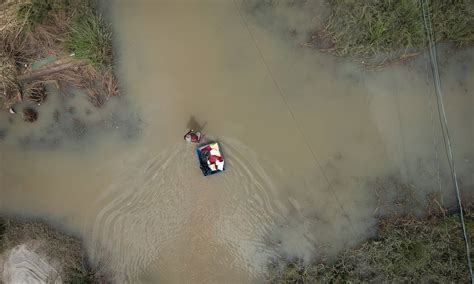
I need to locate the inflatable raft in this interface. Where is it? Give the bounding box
[196,142,225,176]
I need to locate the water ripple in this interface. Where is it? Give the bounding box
[90,139,282,281]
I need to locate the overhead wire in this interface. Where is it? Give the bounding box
[420,0,473,281]
[231,2,472,274]
[231,0,360,237]
[423,28,455,276]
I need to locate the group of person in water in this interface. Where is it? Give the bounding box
[184,128,224,175]
[184,129,201,143]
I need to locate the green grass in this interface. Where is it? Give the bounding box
[268,210,474,283]
[65,12,113,69]
[319,0,474,57]
[18,0,56,28]
[431,0,474,46]
[17,0,82,28]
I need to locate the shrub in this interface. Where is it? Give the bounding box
[65,12,113,69]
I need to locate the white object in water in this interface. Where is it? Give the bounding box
[2,245,62,284]
[207,161,217,171]
[215,160,224,171]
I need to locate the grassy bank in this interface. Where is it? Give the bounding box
[0,217,105,283]
[268,209,474,282]
[0,0,117,110]
[311,0,474,63]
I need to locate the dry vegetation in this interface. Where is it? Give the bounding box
[268,210,473,283]
[267,180,474,283]
[268,175,474,283]
[0,217,106,283]
[0,0,118,110]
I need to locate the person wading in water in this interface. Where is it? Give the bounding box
[184,129,202,143]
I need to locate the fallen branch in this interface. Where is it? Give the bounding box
[18,58,87,82]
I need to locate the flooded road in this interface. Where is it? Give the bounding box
[1,0,473,283]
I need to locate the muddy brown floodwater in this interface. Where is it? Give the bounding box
[1,0,473,283]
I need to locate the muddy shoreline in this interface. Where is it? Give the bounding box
[0,0,472,282]
[0,215,108,283]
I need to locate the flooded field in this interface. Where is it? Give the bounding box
[0,0,472,283]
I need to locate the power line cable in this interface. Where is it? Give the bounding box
[420,0,473,281]
[232,0,360,237]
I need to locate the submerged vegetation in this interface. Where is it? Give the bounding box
[0,0,117,111]
[23,107,38,122]
[311,0,474,63]
[268,209,474,283]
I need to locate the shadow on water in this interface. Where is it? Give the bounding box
[186,116,207,132]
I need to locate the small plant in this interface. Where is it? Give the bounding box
[26,82,48,104]
[66,12,113,69]
[23,107,38,122]
[18,0,54,28]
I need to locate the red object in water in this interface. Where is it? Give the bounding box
[184,130,201,143]
[196,142,225,176]
[200,145,223,163]
[208,154,223,164]
[201,145,211,152]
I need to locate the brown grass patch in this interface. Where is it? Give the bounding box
[0,217,107,282]
[0,0,119,111]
